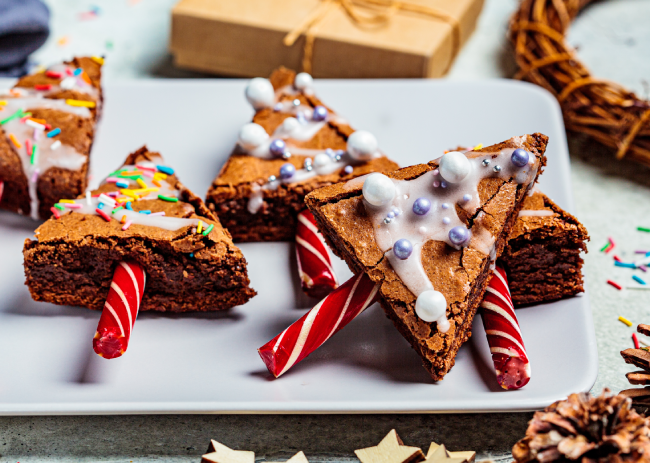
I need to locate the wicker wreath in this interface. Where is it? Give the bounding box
[509,0,650,166]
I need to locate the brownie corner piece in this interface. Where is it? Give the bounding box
[501,190,589,306]
[306,133,548,380]
[24,146,256,313]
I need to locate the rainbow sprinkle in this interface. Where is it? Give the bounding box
[633,275,647,285]
[619,316,633,327]
[202,224,214,236]
[8,134,21,148]
[633,333,640,349]
[156,165,174,175]
[51,140,61,150]
[158,195,178,203]
[1,109,24,125]
[46,128,61,138]
[608,280,623,290]
[639,227,650,233]
[196,220,203,234]
[615,261,636,269]
[65,99,96,108]
[96,208,111,222]
[122,220,132,231]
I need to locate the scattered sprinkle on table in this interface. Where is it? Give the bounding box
[633,275,647,285]
[615,261,636,269]
[619,316,633,327]
[633,333,640,349]
[46,128,61,138]
[607,280,623,290]
[639,227,650,233]
[158,194,178,203]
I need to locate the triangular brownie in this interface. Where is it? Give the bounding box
[306,134,548,380]
[205,67,398,242]
[24,147,256,312]
[0,56,103,219]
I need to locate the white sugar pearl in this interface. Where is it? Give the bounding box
[281,117,300,134]
[415,290,447,323]
[347,130,378,161]
[245,78,275,110]
[439,151,471,183]
[362,173,395,206]
[294,72,314,91]
[313,153,332,174]
[238,123,269,150]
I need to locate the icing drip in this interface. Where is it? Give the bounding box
[55,161,199,231]
[518,210,554,217]
[0,93,91,219]
[240,74,379,214]
[358,148,539,332]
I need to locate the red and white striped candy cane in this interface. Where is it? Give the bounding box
[259,272,379,377]
[480,265,531,390]
[93,260,146,359]
[295,209,338,299]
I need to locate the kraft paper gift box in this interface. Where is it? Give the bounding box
[170,0,484,78]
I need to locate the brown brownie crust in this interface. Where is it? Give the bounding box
[0,56,103,220]
[24,147,256,313]
[306,134,548,380]
[501,191,589,306]
[205,67,399,242]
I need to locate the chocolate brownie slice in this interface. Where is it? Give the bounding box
[501,190,589,306]
[306,134,548,380]
[24,146,256,313]
[0,56,102,220]
[205,67,398,242]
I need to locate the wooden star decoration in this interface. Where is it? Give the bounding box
[201,440,255,463]
[425,443,475,463]
[355,429,425,463]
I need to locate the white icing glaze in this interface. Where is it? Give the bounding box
[358,148,539,332]
[0,94,91,219]
[239,73,381,214]
[57,161,199,231]
[518,209,555,217]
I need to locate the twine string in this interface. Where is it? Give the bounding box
[283,0,460,75]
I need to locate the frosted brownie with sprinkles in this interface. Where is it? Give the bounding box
[205,67,398,242]
[23,147,256,313]
[306,134,548,380]
[0,56,103,220]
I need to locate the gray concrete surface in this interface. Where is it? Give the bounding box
[2,0,650,461]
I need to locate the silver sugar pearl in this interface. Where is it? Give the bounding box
[305,164,313,171]
[482,159,491,166]
[335,154,342,161]
[493,165,501,173]
[383,217,393,224]
[282,152,292,159]
[292,99,301,106]
[268,175,277,182]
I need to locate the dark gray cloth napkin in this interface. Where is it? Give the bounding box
[0,0,50,77]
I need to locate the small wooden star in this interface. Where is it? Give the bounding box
[425,443,475,463]
[201,440,255,463]
[355,430,425,463]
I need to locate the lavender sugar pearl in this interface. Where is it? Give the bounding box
[412,197,431,215]
[312,105,328,121]
[269,139,286,157]
[511,148,530,167]
[279,163,295,180]
[449,225,470,246]
[393,239,413,260]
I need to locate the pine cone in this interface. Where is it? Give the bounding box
[512,389,650,462]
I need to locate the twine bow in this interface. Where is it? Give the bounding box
[283,0,460,75]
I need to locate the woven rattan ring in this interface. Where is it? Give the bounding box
[509,0,650,166]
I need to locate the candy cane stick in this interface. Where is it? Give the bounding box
[93,260,146,359]
[479,265,531,389]
[295,209,338,298]
[259,272,379,377]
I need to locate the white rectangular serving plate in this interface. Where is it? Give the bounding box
[0,78,597,414]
